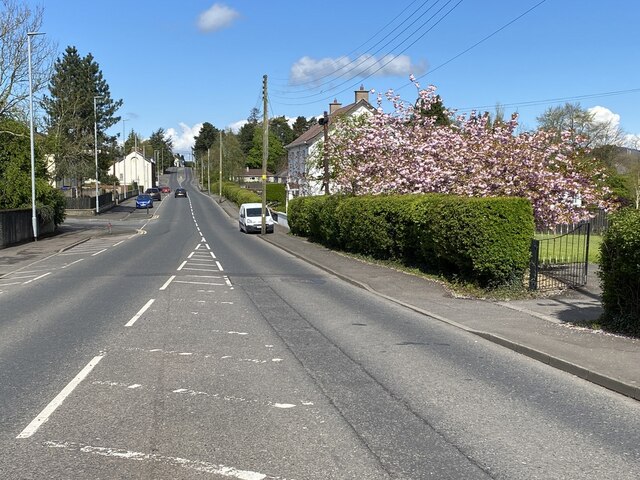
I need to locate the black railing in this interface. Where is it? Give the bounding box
[529,222,590,291]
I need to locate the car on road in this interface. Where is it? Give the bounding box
[239,202,274,234]
[160,185,171,193]
[174,188,187,198]
[145,187,161,201]
[135,194,153,209]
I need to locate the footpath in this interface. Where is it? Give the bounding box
[1,196,638,402]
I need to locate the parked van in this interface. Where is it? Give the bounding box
[239,203,274,234]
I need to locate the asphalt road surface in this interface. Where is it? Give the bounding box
[0,167,638,479]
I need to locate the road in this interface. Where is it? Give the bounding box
[0,167,638,479]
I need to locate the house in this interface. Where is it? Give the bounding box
[235,167,277,184]
[285,85,375,197]
[112,151,155,192]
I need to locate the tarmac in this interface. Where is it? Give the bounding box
[1,195,638,402]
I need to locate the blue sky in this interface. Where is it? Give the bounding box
[31,0,640,154]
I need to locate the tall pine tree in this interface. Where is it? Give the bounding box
[43,46,122,190]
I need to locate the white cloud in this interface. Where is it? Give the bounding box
[588,105,621,129]
[166,122,202,153]
[197,3,240,33]
[227,119,247,133]
[289,54,427,85]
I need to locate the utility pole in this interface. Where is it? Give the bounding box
[322,111,329,195]
[261,74,268,235]
[207,148,210,195]
[219,130,223,196]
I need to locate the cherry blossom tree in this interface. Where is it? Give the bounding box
[324,80,614,228]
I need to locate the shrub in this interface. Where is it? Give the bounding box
[599,208,640,336]
[221,182,260,205]
[288,193,534,287]
[266,183,286,209]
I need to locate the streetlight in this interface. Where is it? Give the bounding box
[27,31,45,241]
[93,95,103,214]
[122,117,129,198]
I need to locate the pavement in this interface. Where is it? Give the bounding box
[2,195,639,402]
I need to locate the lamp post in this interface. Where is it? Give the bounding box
[94,95,103,214]
[27,31,45,241]
[122,118,128,198]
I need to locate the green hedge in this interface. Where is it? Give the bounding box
[221,182,260,205]
[288,194,534,287]
[266,184,286,209]
[599,208,640,336]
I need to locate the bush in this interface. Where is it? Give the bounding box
[266,183,286,209]
[221,182,260,205]
[288,193,534,287]
[599,208,640,336]
[288,196,327,238]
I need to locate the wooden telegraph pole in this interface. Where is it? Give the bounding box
[261,75,268,235]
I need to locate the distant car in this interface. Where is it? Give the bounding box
[145,187,161,201]
[160,185,171,193]
[135,194,153,209]
[239,202,274,234]
[174,188,187,198]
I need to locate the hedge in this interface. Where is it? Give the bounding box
[288,193,534,287]
[266,184,286,208]
[598,208,640,336]
[221,182,260,205]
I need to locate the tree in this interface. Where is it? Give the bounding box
[238,107,260,156]
[0,0,56,119]
[536,102,624,149]
[43,46,122,190]
[325,83,615,228]
[247,127,285,173]
[0,117,65,225]
[269,116,295,147]
[292,116,317,138]
[193,122,218,156]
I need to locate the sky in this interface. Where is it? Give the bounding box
[28,0,640,155]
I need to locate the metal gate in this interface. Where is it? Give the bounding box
[529,222,590,291]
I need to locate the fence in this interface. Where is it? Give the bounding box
[529,222,591,291]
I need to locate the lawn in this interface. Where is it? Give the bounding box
[534,233,602,264]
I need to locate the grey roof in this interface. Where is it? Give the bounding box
[285,99,375,149]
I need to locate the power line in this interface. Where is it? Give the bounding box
[395,0,548,92]
[275,0,464,107]
[272,0,439,93]
[456,87,640,113]
[271,0,428,87]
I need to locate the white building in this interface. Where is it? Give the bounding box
[113,151,155,192]
[285,85,375,197]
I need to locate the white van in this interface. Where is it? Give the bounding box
[239,203,274,234]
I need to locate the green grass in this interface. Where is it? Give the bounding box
[534,233,602,265]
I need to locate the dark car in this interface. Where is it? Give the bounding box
[135,194,153,209]
[160,185,171,193]
[145,187,161,201]
[174,188,187,198]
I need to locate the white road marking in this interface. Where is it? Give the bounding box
[183,267,219,272]
[159,275,176,290]
[204,243,211,250]
[113,240,124,246]
[17,355,104,439]
[125,299,155,327]
[43,441,274,480]
[210,251,217,259]
[23,272,51,284]
[0,281,22,287]
[188,252,195,259]
[91,248,107,256]
[177,261,187,271]
[225,276,232,287]
[216,261,224,271]
[195,244,201,250]
[61,258,84,269]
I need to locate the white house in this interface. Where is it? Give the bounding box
[113,151,155,192]
[285,85,375,197]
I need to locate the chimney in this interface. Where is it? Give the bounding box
[354,84,369,104]
[329,98,342,115]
